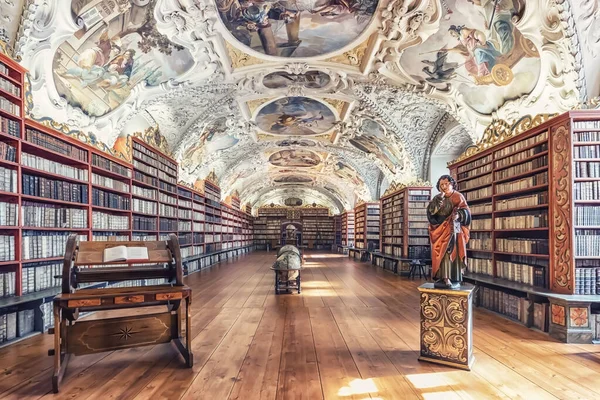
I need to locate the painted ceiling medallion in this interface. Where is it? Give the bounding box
[400,0,540,115]
[274,175,314,183]
[53,0,194,118]
[276,139,317,147]
[256,97,336,135]
[216,0,379,58]
[263,71,331,89]
[269,149,321,167]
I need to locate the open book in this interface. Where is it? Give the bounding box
[103,245,149,263]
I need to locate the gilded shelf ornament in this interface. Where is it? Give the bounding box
[448,113,557,166]
[225,42,265,69]
[205,170,219,186]
[383,179,431,196]
[383,181,406,196]
[574,96,600,110]
[132,126,171,156]
[24,73,34,117]
[324,39,369,66]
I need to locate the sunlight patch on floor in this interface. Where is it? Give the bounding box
[406,373,456,389]
[337,378,378,396]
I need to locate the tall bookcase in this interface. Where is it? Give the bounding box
[354,202,380,250]
[253,207,286,249]
[301,207,334,249]
[379,185,432,273]
[0,52,254,347]
[341,211,355,247]
[334,215,342,246]
[449,111,600,343]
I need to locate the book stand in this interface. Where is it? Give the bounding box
[48,234,193,393]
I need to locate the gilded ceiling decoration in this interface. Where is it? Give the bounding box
[7,0,599,213]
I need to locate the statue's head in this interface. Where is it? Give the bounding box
[436,174,456,195]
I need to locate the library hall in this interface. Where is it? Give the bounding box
[1,0,600,399]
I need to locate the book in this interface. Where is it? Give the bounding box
[103,245,149,263]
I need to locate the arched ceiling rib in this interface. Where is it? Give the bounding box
[6,0,598,212]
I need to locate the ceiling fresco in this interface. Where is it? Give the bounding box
[8,0,600,213]
[216,0,379,58]
[255,96,337,135]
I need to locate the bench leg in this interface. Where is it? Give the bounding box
[174,297,194,368]
[297,273,301,294]
[52,304,69,393]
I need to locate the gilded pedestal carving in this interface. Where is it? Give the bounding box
[418,283,475,370]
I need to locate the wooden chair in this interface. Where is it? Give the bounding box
[48,234,193,393]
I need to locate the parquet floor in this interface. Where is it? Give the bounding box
[1,251,600,399]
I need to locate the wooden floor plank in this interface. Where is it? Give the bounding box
[3,251,600,400]
[276,307,323,400]
[328,306,420,399]
[308,307,368,400]
[182,308,264,400]
[229,307,286,400]
[301,267,326,308]
[133,307,243,400]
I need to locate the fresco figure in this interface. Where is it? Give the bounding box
[257,97,336,136]
[427,175,471,289]
[216,0,379,57]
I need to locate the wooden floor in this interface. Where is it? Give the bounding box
[2,251,600,400]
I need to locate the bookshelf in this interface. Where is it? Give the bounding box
[449,110,600,343]
[354,202,380,250]
[253,207,286,249]
[253,206,335,249]
[378,185,432,273]
[0,53,254,346]
[334,215,342,246]
[341,211,354,247]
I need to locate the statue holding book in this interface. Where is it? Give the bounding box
[427,175,471,289]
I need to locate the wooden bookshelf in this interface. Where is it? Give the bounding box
[378,186,431,273]
[334,215,342,246]
[341,211,354,247]
[354,202,380,250]
[449,110,600,343]
[0,52,254,346]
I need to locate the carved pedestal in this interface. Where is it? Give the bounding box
[548,298,594,343]
[418,283,475,370]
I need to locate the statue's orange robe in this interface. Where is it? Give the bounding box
[429,191,470,279]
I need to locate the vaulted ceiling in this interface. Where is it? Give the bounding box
[3,0,599,213]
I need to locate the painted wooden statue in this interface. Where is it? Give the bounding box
[427,175,471,289]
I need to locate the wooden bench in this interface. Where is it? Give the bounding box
[48,234,193,393]
[348,247,370,262]
[371,253,431,278]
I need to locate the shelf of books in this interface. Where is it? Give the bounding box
[0,52,255,346]
[378,185,431,274]
[301,207,334,249]
[253,207,287,249]
[354,202,380,250]
[334,215,342,246]
[341,211,354,247]
[449,110,600,343]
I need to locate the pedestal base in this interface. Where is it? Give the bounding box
[417,283,475,371]
[548,298,594,344]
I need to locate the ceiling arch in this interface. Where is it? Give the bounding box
[4,0,597,213]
